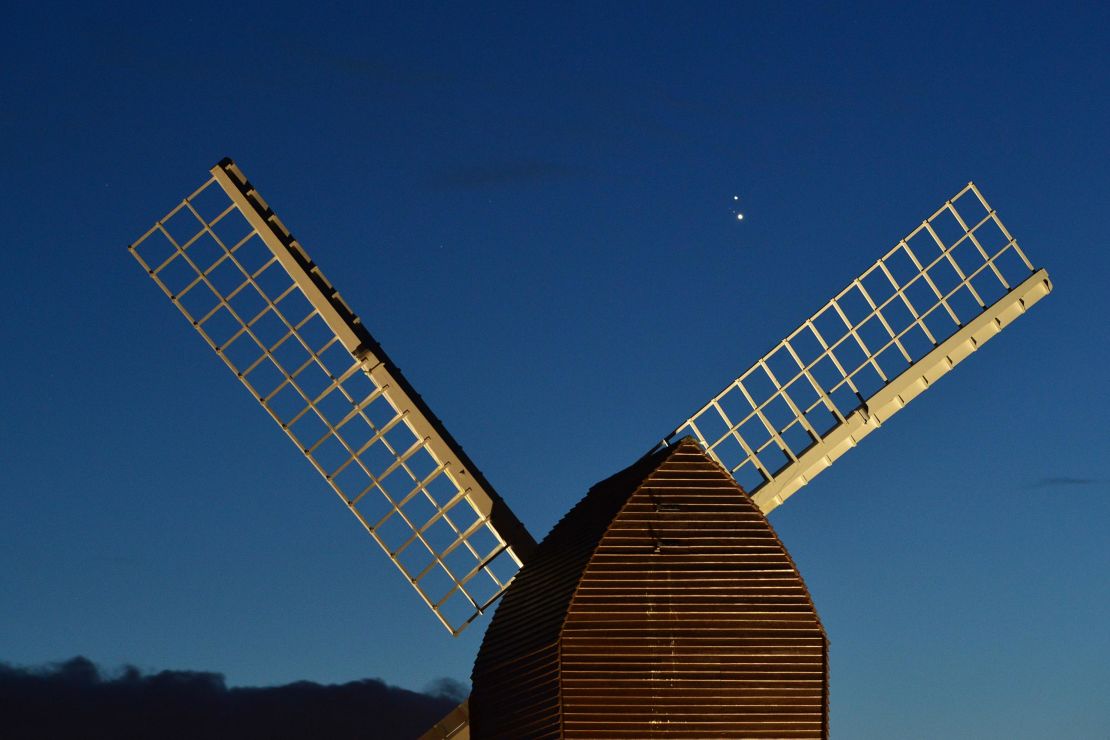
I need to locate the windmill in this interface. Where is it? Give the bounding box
[128,159,1051,738]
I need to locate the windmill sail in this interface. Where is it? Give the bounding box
[129,159,536,635]
[661,183,1051,515]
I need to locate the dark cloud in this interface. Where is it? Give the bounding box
[431,161,579,189]
[1027,477,1100,489]
[0,657,462,740]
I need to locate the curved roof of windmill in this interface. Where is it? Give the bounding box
[470,437,828,739]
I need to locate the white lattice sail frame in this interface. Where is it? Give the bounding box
[129,159,536,635]
[662,183,1052,515]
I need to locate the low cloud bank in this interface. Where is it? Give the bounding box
[0,656,463,740]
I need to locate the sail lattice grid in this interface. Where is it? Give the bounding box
[129,164,530,634]
[668,183,1051,513]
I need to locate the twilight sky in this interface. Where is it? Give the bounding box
[1,3,1107,738]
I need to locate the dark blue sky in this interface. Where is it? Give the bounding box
[2,3,1107,737]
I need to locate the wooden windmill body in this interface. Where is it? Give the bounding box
[471,439,827,738]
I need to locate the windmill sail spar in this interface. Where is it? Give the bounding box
[663,183,1052,515]
[129,159,536,635]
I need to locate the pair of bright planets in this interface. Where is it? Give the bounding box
[732,194,745,220]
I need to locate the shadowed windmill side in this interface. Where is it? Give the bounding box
[127,159,1051,739]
